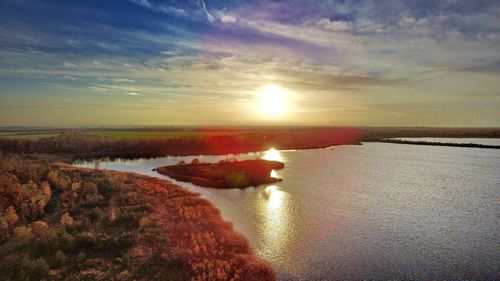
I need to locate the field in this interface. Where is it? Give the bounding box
[90,130,236,140]
[0,132,60,140]
[0,129,239,141]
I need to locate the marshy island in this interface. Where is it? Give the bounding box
[155,158,285,189]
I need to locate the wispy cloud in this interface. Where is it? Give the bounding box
[199,0,215,22]
[129,0,187,17]
[315,18,351,32]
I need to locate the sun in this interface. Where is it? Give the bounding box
[257,84,289,119]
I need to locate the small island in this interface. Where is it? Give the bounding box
[155,158,285,189]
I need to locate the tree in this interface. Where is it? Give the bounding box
[40,181,51,202]
[4,205,19,225]
[19,181,49,220]
[14,226,32,240]
[60,213,73,226]
[0,217,9,243]
[31,221,48,237]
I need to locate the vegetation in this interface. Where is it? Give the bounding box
[0,128,361,159]
[0,132,60,140]
[0,154,275,280]
[155,159,285,189]
[90,130,238,140]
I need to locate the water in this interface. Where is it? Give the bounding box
[392,137,500,146]
[75,141,500,280]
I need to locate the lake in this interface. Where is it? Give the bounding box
[75,141,500,280]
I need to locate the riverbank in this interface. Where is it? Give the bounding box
[0,154,275,281]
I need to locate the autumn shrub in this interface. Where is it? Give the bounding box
[0,217,9,243]
[137,252,186,280]
[31,221,48,237]
[112,212,139,229]
[72,232,99,254]
[70,268,107,281]
[51,250,67,267]
[88,207,104,222]
[0,255,49,281]
[14,226,32,240]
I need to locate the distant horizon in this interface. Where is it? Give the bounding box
[1,125,499,130]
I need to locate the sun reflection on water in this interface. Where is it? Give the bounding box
[270,170,278,178]
[262,148,283,162]
[256,184,296,270]
[264,185,283,209]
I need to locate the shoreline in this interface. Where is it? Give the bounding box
[371,139,500,149]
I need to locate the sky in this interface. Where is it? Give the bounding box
[0,0,499,127]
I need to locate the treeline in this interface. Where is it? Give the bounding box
[0,154,274,281]
[0,128,361,159]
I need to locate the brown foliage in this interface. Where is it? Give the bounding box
[0,154,275,280]
[135,177,275,280]
[31,220,49,236]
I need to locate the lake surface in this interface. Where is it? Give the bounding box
[75,141,500,280]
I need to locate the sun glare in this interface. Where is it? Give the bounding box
[257,84,289,118]
[262,148,283,162]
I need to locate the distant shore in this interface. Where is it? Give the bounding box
[372,139,500,149]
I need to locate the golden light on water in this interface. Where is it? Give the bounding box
[262,148,283,162]
[255,147,297,269]
[264,185,283,209]
[270,170,278,178]
[256,182,297,269]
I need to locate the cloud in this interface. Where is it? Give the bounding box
[160,50,177,56]
[218,12,237,24]
[315,18,351,32]
[127,92,140,96]
[199,0,215,22]
[112,78,136,83]
[129,0,187,17]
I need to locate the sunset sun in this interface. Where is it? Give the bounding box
[257,84,289,119]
